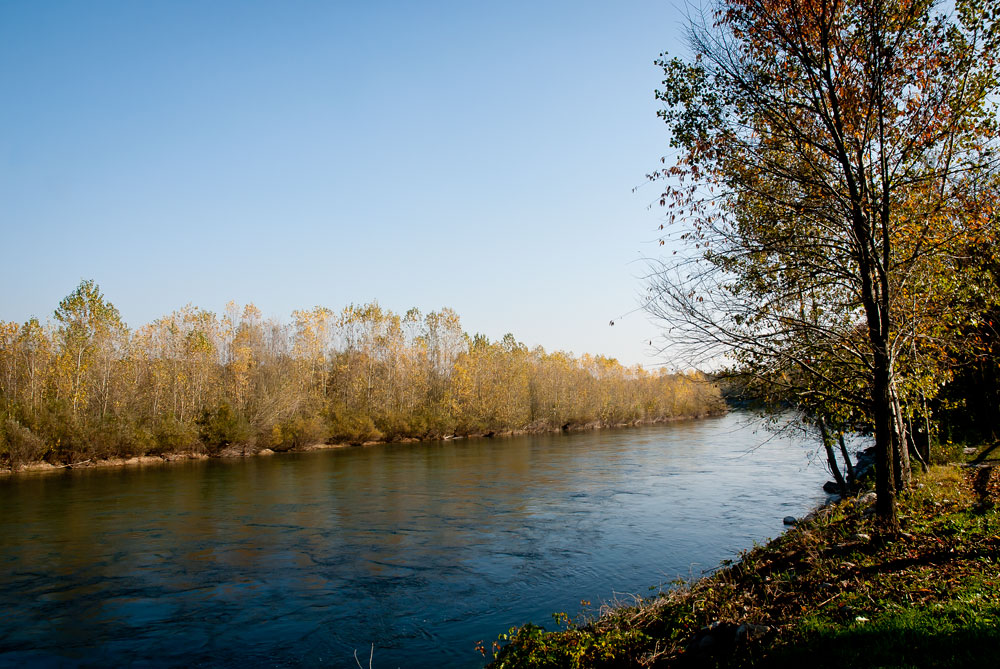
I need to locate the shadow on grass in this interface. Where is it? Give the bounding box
[763,605,1000,669]
[971,445,1000,465]
[855,545,997,576]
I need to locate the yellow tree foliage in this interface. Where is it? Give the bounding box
[0,282,724,466]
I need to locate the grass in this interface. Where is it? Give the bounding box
[485,459,1000,668]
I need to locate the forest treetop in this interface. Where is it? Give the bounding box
[0,280,723,469]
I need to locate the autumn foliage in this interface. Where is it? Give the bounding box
[0,281,723,468]
[649,0,1000,528]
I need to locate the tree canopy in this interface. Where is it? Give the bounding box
[649,0,1000,529]
[0,281,724,469]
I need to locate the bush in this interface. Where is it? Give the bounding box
[376,413,430,441]
[31,399,78,462]
[196,404,252,454]
[326,407,382,444]
[1,418,48,469]
[80,416,159,459]
[488,620,652,668]
[152,415,201,455]
[263,413,328,451]
[931,438,969,465]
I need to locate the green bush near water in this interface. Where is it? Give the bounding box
[0,417,47,469]
[196,404,252,454]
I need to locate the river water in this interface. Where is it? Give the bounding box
[0,412,831,668]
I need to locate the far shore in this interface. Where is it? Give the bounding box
[0,410,724,478]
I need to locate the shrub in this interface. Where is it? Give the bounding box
[1,418,48,469]
[326,407,382,444]
[264,413,328,451]
[196,404,252,454]
[152,415,202,454]
[376,413,430,441]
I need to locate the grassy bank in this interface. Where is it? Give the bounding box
[486,460,1000,668]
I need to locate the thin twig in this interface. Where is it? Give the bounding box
[353,644,374,669]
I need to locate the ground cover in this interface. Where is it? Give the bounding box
[485,458,1000,668]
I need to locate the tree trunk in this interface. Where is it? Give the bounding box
[891,390,912,489]
[905,416,929,473]
[838,432,856,486]
[872,353,900,532]
[819,416,849,497]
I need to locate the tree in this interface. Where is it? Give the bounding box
[649,0,1000,530]
[291,306,333,398]
[0,280,727,465]
[53,279,126,420]
[16,317,50,413]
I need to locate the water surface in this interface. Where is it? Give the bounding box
[0,412,830,667]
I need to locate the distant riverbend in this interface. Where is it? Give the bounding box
[0,411,829,668]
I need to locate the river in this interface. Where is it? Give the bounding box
[0,411,831,668]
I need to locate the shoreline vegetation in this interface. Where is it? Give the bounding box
[1,412,722,477]
[485,457,1000,668]
[0,281,725,476]
[613,0,1000,661]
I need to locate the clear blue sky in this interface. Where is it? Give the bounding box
[1,0,688,368]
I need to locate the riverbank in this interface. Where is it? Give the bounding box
[0,410,823,668]
[0,410,724,477]
[486,460,1000,667]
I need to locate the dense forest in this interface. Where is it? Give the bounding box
[0,280,723,469]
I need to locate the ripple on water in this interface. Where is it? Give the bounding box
[0,412,832,668]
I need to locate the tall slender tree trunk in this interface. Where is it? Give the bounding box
[72,346,85,417]
[838,432,856,487]
[872,351,900,532]
[819,416,849,497]
[892,391,915,483]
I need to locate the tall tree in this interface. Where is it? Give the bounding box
[53,279,126,420]
[649,0,999,529]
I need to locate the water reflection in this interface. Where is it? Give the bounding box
[0,412,829,668]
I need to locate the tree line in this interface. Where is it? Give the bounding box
[0,281,723,468]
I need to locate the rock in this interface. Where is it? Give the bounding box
[853,447,877,481]
[686,620,771,659]
[163,452,207,461]
[823,480,842,494]
[258,448,274,455]
[735,623,770,643]
[783,516,798,525]
[856,491,877,506]
[695,631,718,653]
[688,621,739,657]
[856,491,877,517]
